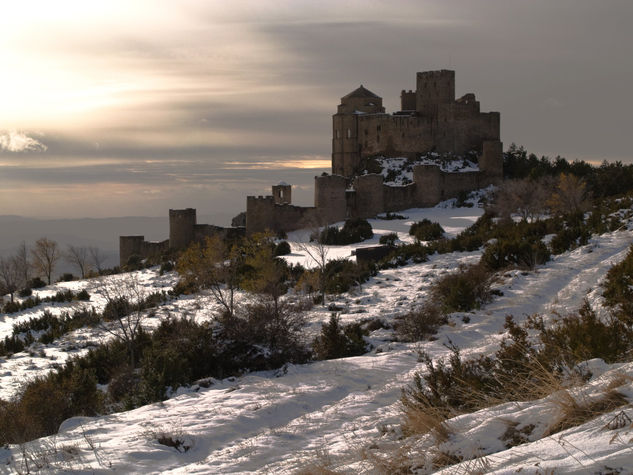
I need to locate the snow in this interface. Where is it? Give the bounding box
[2,197,633,474]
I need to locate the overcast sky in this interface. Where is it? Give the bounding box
[1,0,632,220]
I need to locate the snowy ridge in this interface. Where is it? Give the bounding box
[2,202,633,473]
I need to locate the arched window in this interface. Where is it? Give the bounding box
[347,128,351,139]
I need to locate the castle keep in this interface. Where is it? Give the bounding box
[119,70,503,264]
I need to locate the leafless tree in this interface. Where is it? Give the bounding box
[88,247,107,274]
[30,237,61,285]
[0,256,23,302]
[490,177,553,222]
[97,275,149,366]
[296,230,330,305]
[15,241,30,285]
[66,245,91,279]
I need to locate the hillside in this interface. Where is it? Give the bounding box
[1,197,633,473]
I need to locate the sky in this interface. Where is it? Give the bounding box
[1,0,632,220]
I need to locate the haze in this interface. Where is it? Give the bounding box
[1,0,632,219]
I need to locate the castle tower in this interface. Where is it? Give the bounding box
[169,208,196,250]
[272,182,292,204]
[415,70,455,113]
[332,85,385,177]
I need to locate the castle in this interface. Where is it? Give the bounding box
[119,70,503,265]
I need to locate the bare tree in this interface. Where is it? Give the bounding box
[490,177,553,222]
[30,237,61,285]
[89,247,107,274]
[15,241,30,285]
[0,256,23,302]
[66,245,91,279]
[98,275,149,366]
[296,230,330,305]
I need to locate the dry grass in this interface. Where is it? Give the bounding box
[401,402,453,443]
[544,389,628,436]
[360,442,426,475]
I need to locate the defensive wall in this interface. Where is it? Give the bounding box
[119,208,245,266]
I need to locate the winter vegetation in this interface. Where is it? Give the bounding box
[3,148,633,472]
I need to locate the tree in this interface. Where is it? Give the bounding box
[177,235,242,318]
[241,234,288,317]
[0,256,23,302]
[296,232,329,305]
[65,245,91,279]
[30,238,61,285]
[547,173,591,216]
[490,177,552,222]
[98,275,149,366]
[15,241,30,286]
[89,247,107,274]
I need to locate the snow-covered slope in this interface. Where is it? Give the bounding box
[2,201,633,474]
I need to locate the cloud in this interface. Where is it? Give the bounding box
[0,131,47,153]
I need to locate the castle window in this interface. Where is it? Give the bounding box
[377,125,381,132]
[336,129,340,139]
[364,129,368,135]
[347,128,351,139]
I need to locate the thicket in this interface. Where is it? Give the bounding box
[0,301,311,445]
[2,288,90,314]
[602,244,633,320]
[402,301,633,431]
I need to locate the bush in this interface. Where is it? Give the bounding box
[481,238,550,270]
[319,218,373,245]
[409,219,445,241]
[58,273,75,282]
[76,289,90,301]
[431,264,492,313]
[395,304,447,342]
[18,288,32,298]
[603,244,633,319]
[28,277,46,289]
[380,243,428,268]
[159,261,175,274]
[379,233,398,246]
[274,240,292,256]
[312,314,369,360]
[323,259,372,294]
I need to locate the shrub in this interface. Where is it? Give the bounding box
[323,259,372,294]
[76,289,90,301]
[481,238,550,270]
[18,288,32,298]
[380,243,428,268]
[58,273,75,282]
[602,244,633,319]
[159,261,175,274]
[312,314,369,360]
[274,240,292,256]
[379,233,398,246]
[319,218,373,245]
[395,304,447,342]
[28,277,46,289]
[431,264,493,313]
[409,219,445,241]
